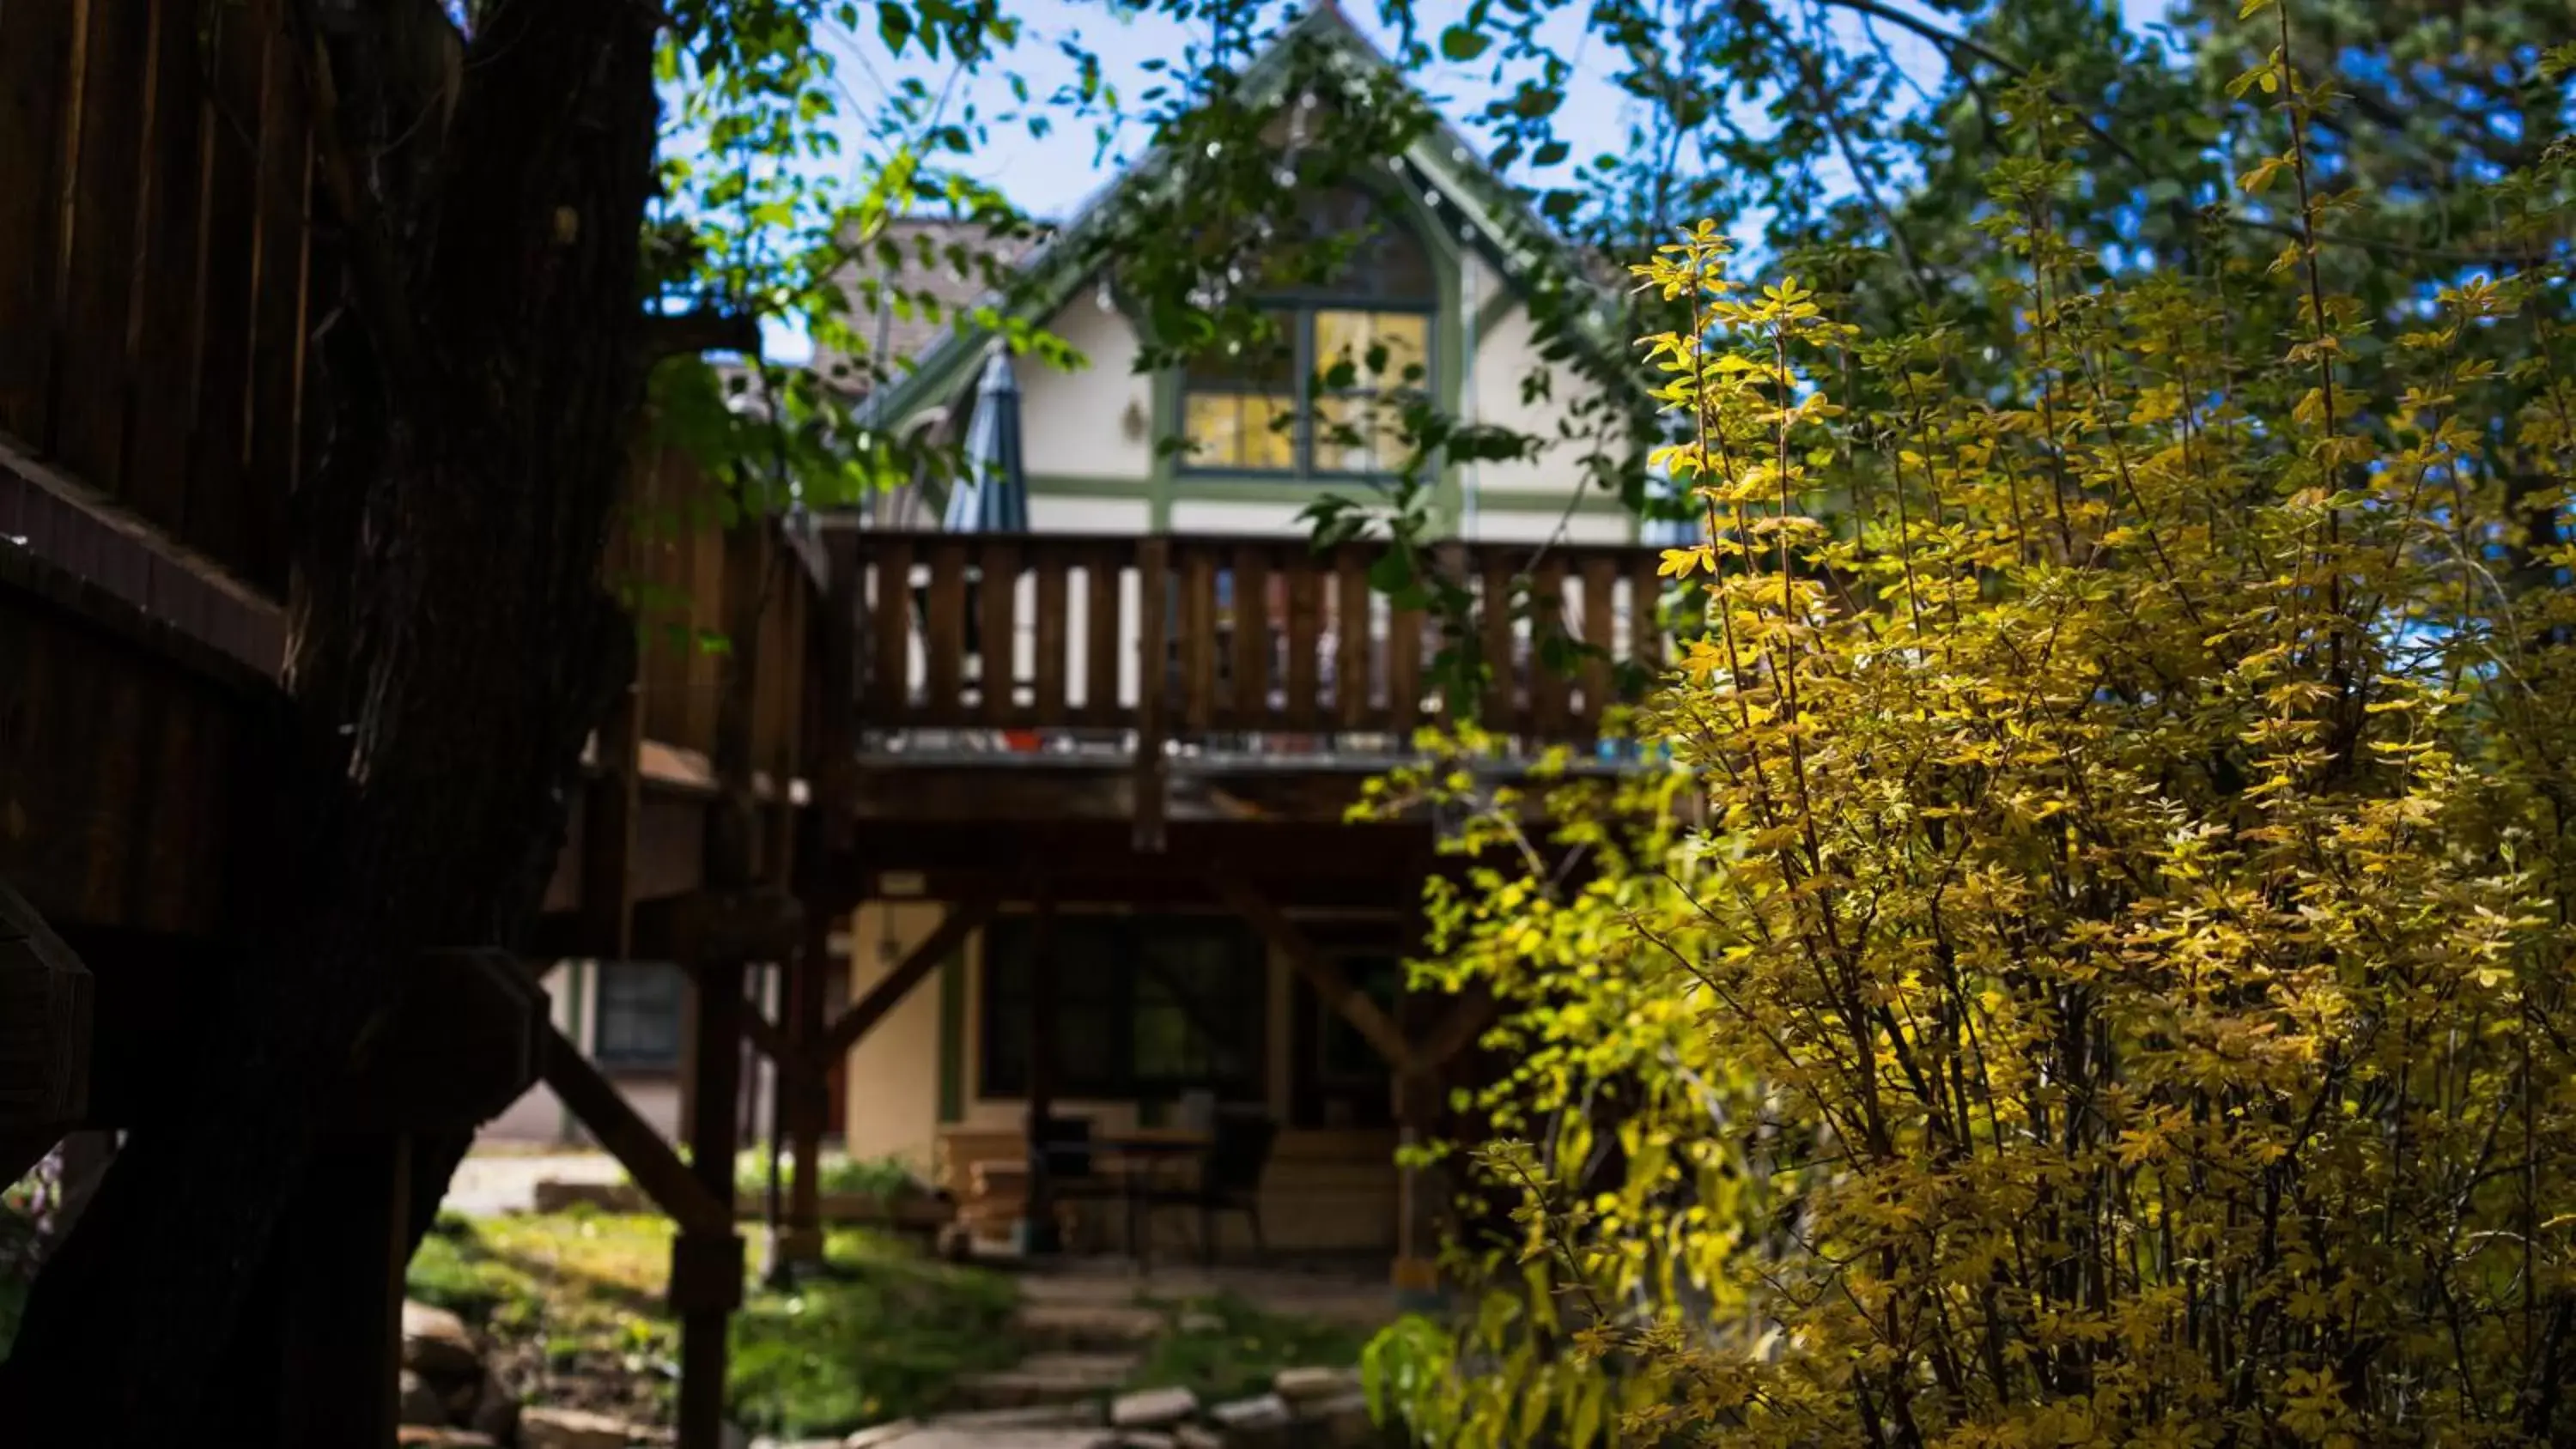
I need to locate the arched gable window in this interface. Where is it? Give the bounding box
[1180,187,1437,476]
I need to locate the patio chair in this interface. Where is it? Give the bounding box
[1140,1111,1278,1266]
[1030,1114,1124,1246]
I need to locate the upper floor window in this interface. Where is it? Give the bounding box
[1179,189,1435,476]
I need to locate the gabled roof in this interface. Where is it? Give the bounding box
[860,0,1628,430]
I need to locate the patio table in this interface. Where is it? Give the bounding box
[1051,1130,1210,1265]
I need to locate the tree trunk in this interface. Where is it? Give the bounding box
[0,1,659,1439]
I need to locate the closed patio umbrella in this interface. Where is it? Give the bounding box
[946,349,1028,532]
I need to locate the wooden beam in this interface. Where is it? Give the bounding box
[737,1004,802,1082]
[539,1023,730,1236]
[632,887,803,965]
[334,949,546,1132]
[1411,981,1496,1072]
[581,680,643,961]
[1210,871,1413,1071]
[677,960,747,1449]
[820,892,996,1059]
[0,876,93,1131]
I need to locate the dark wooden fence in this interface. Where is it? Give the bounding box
[1,0,313,612]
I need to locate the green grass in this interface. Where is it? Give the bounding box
[617,1148,927,1203]
[1126,1292,1373,1404]
[406,1210,1018,1439]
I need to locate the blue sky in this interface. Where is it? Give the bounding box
[764,0,2180,356]
[835,0,2181,219]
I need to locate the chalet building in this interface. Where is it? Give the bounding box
[478,3,1671,1270]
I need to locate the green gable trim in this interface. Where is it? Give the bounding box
[1028,472,1154,500]
[861,1,1627,440]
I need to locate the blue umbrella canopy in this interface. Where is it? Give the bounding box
[947,349,1029,533]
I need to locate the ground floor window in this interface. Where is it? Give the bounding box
[594,961,686,1071]
[980,913,1266,1100]
[1291,951,1402,1129]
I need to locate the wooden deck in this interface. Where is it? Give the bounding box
[843,529,1671,754]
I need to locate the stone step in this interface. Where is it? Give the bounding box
[950,1354,1141,1411]
[1012,1302,1169,1351]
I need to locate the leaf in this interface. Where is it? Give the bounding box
[1533,140,1570,168]
[876,1,914,54]
[1439,25,1491,62]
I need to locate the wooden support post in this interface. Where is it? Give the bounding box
[1392,1070,1444,1303]
[776,911,829,1271]
[276,1133,410,1449]
[677,962,747,1449]
[1022,880,1060,1255]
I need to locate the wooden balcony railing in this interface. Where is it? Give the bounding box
[844,531,1671,750]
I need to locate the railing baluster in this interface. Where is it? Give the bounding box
[1084,543,1123,724]
[1284,551,1322,733]
[977,540,1019,724]
[1033,548,1068,724]
[1529,555,1570,738]
[923,541,967,725]
[1479,550,1518,737]
[1334,545,1370,732]
[1230,542,1270,731]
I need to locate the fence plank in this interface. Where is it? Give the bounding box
[867,536,913,724]
[241,30,308,595]
[53,0,153,498]
[1334,546,1370,731]
[976,542,1018,724]
[1284,554,1321,732]
[0,0,77,442]
[1227,543,1269,730]
[1479,551,1518,735]
[1529,555,1569,737]
[1032,550,1068,724]
[121,0,211,537]
[1083,544,1121,725]
[922,542,966,726]
[1181,546,1217,733]
[181,0,267,579]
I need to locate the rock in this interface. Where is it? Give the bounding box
[952,1353,1138,1410]
[865,1433,1117,1449]
[1209,1395,1293,1447]
[402,1300,484,1379]
[1210,1396,1291,1432]
[1121,1434,1177,1449]
[398,1429,499,1448]
[1172,1427,1224,1449]
[843,1422,922,1448]
[1109,1387,1198,1429]
[1176,1311,1224,1335]
[521,1404,647,1449]
[1299,1391,1378,1447]
[465,1371,520,1444]
[927,1402,1106,1430]
[401,1370,452,1428]
[1271,1368,1357,1404]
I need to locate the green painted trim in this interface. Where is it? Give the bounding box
[937,953,966,1125]
[1149,369,1181,532]
[1028,473,1153,500]
[1473,488,1636,518]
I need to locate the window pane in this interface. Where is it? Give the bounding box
[1315,311,1427,387]
[1183,316,1294,388]
[1314,393,1418,475]
[1183,391,1297,470]
[596,962,685,1070]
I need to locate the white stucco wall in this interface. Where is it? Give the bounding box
[839,900,952,1174]
[1018,288,1153,485]
[1028,495,1152,536]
